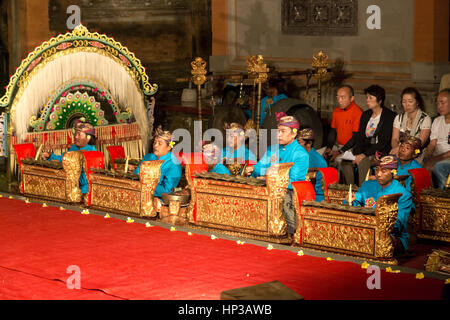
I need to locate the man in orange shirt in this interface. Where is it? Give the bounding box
[324,85,363,165]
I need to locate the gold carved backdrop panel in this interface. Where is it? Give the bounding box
[300,206,376,256]
[418,193,450,242]
[139,160,163,217]
[63,151,84,203]
[89,160,163,218]
[196,193,268,232]
[302,218,376,255]
[90,179,141,216]
[374,195,400,259]
[297,194,400,264]
[22,167,66,201]
[190,163,293,241]
[21,150,86,203]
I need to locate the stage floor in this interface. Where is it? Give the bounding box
[0,193,448,300]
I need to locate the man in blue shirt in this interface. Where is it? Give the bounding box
[297,127,328,202]
[203,143,231,175]
[258,78,288,127]
[42,118,97,195]
[222,122,257,165]
[346,155,413,255]
[245,112,309,236]
[396,136,423,191]
[134,126,182,201]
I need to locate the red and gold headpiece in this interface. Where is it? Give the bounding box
[298,128,314,140]
[154,126,173,147]
[202,143,221,162]
[223,122,245,137]
[276,112,299,130]
[73,117,95,136]
[400,135,422,156]
[378,155,398,173]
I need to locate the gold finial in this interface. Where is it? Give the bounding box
[244,119,256,131]
[247,54,269,84]
[191,57,207,86]
[312,50,329,79]
[247,55,258,78]
[72,23,89,37]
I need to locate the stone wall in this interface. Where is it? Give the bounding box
[47,0,212,102]
[0,0,8,91]
[2,0,212,103]
[210,0,450,119]
[0,0,214,156]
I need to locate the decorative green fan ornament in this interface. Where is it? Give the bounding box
[45,91,108,130]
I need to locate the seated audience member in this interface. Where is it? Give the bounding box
[340,85,397,186]
[424,89,450,189]
[42,118,97,195]
[396,136,423,192]
[222,122,256,164]
[203,143,231,175]
[245,112,309,236]
[297,127,328,202]
[390,87,431,160]
[134,126,182,199]
[258,78,288,127]
[345,155,413,255]
[324,85,363,164]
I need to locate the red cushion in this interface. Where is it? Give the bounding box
[408,168,431,202]
[180,152,207,166]
[292,181,315,204]
[82,151,105,172]
[186,162,208,223]
[13,143,36,194]
[106,146,125,170]
[316,167,339,202]
[81,151,105,206]
[13,143,36,169]
[291,181,315,245]
[407,168,432,233]
[173,151,184,164]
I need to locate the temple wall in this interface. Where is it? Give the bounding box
[1,0,449,128]
[3,0,212,104]
[210,0,450,119]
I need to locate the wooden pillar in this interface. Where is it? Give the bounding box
[8,0,51,71]
[7,0,22,71]
[211,0,228,56]
[25,0,51,52]
[414,0,449,62]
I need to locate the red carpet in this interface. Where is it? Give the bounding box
[0,197,446,300]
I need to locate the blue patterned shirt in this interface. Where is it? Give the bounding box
[48,144,97,194]
[252,140,309,190]
[134,151,182,199]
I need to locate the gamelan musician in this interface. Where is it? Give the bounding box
[41,118,97,195]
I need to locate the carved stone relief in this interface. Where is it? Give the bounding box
[282,0,358,36]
